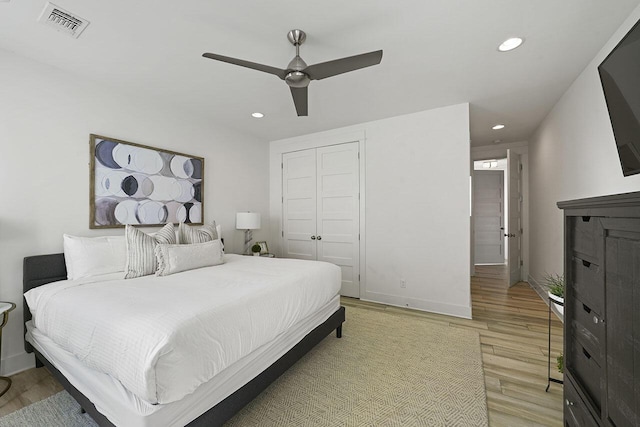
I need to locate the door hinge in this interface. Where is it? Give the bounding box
[358,274,360,281]
[520,260,523,266]
[519,163,523,172]
[281,162,283,169]
[358,233,360,241]
[282,230,284,237]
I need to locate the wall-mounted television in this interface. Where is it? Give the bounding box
[598,18,640,177]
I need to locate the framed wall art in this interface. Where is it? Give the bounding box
[89,134,204,229]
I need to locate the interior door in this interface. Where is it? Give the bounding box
[282,142,361,298]
[316,143,360,298]
[506,150,522,285]
[282,149,317,260]
[473,170,504,264]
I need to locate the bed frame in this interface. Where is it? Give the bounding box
[23,253,345,427]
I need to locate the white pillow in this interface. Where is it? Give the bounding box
[155,240,224,276]
[63,234,126,280]
[124,223,176,279]
[178,221,219,244]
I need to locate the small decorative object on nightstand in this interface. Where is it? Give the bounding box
[256,241,269,255]
[251,244,261,256]
[0,301,16,397]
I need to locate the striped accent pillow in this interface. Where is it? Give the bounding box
[124,223,177,279]
[178,221,218,244]
[155,240,224,276]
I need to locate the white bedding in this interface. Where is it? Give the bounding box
[24,254,341,405]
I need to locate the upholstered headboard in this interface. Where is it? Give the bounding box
[23,253,67,352]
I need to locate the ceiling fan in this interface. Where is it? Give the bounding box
[202,29,383,116]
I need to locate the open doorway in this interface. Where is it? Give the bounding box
[471,149,524,287]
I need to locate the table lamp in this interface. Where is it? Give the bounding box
[236,212,261,255]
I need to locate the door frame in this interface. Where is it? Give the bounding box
[470,142,529,282]
[270,130,367,297]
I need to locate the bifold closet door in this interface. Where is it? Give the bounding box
[282,142,360,297]
[282,149,318,261]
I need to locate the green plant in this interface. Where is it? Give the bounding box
[543,273,565,298]
[557,354,564,373]
[251,243,261,253]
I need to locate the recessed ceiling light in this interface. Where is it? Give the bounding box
[492,124,505,130]
[251,112,264,118]
[493,139,502,144]
[498,37,523,52]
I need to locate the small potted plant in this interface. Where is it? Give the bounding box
[251,244,261,256]
[557,354,564,373]
[544,273,565,315]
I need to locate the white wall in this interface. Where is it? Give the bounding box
[270,104,471,318]
[529,6,640,286]
[0,48,270,374]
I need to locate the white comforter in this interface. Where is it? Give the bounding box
[24,255,341,404]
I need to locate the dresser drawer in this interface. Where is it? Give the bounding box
[570,298,604,366]
[569,216,602,264]
[570,256,603,315]
[568,338,603,414]
[564,376,599,427]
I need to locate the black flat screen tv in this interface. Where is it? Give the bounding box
[598,18,640,177]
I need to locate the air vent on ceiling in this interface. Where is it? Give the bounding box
[38,2,89,38]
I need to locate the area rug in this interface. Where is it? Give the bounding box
[0,307,488,426]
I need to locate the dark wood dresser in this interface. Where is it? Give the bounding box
[558,191,640,426]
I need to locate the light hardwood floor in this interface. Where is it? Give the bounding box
[0,265,564,425]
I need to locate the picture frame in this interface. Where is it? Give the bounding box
[89,134,204,229]
[257,241,269,254]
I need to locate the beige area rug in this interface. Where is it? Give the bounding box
[0,307,488,427]
[227,306,488,426]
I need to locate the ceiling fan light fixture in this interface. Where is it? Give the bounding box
[492,124,505,130]
[285,71,310,88]
[498,37,524,52]
[251,112,264,118]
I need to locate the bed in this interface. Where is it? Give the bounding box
[23,252,345,427]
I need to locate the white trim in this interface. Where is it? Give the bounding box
[361,292,472,319]
[270,130,366,297]
[1,351,35,376]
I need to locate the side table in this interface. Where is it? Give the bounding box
[545,296,563,392]
[0,301,16,398]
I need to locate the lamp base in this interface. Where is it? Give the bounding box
[243,229,253,255]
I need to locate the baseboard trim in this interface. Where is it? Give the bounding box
[1,351,35,376]
[361,291,472,319]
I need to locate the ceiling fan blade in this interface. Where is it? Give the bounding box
[202,53,287,80]
[304,50,383,81]
[290,86,308,116]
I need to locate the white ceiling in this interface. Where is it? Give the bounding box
[1,0,638,146]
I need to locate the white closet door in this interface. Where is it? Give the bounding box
[282,149,317,260]
[282,142,361,298]
[316,142,360,298]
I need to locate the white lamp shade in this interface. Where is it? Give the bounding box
[236,212,261,230]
